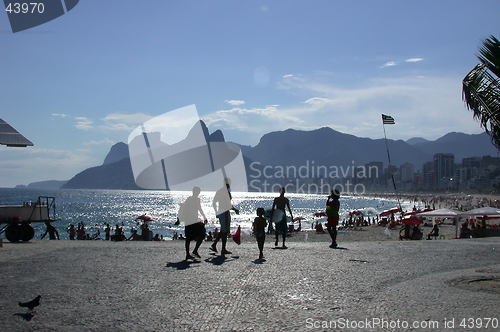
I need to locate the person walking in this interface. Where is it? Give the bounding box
[210,178,239,257]
[270,187,293,249]
[41,222,59,240]
[253,207,267,260]
[178,186,208,260]
[326,189,340,248]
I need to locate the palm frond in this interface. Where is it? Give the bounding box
[478,35,500,78]
[463,36,500,149]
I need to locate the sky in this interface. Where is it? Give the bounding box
[0,0,499,187]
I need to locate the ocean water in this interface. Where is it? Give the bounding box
[0,188,408,240]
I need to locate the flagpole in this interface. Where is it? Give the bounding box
[382,118,403,216]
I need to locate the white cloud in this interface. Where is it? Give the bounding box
[74,117,93,130]
[381,61,397,68]
[405,57,424,63]
[282,74,295,79]
[83,138,114,146]
[101,112,153,131]
[205,73,484,145]
[204,105,302,133]
[102,113,152,124]
[51,113,67,118]
[304,97,332,106]
[283,74,483,139]
[225,100,246,106]
[101,123,135,131]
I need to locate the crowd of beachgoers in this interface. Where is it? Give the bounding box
[27,188,499,264]
[24,186,500,262]
[363,192,500,211]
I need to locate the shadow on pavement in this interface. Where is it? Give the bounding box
[349,259,369,263]
[165,260,201,270]
[252,258,266,264]
[331,247,349,250]
[204,255,239,266]
[13,313,34,321]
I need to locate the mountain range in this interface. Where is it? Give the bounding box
[55,124,498,190]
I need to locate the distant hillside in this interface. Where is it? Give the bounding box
[102,142,129,165]
[414,132,498,160]
[243,127,430,168]
[63,142,138,189]
[27,180,67,190]
[63,122,227,190]
[63,157,139,189]
[406,137,429,145]
[61,126,499,190]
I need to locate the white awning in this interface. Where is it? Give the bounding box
[461,207,500,216]
[416,208,461,217]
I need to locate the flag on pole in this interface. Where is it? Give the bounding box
[382,114,395,124]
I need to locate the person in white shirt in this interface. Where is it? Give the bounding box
[178,186,208,260]
[210,178,239,256]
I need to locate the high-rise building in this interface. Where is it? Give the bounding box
[423,161,434,188]
[462,157,481,182]
[365,162,383,184]
[433,153,454,184]
[400,162,415,183]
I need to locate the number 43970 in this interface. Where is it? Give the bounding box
[5,2,45,14]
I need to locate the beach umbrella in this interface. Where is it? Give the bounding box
[461,207,500,216]
[293,217,305,221]
[404,208,433,216]
[313,211,326,217]
[404,210,418,216]
[349,210,363,216]
[379,208,401,217]
[402,216,423,226]
[135,214,155,221]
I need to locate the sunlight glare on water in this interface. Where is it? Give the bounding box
[0,188,407,240]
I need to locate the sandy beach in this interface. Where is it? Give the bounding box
[239,223,460,244]
[1,234,499,332]
[1,191,499,331]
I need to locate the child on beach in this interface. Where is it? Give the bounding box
[253,208,267,260]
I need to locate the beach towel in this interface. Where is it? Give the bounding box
[232,225,241,245]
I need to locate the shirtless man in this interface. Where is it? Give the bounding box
[270,187,293,248]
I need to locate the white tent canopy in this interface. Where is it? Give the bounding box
[416,208,461,217]
[461,207,500,216]
[416,208,462,238]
